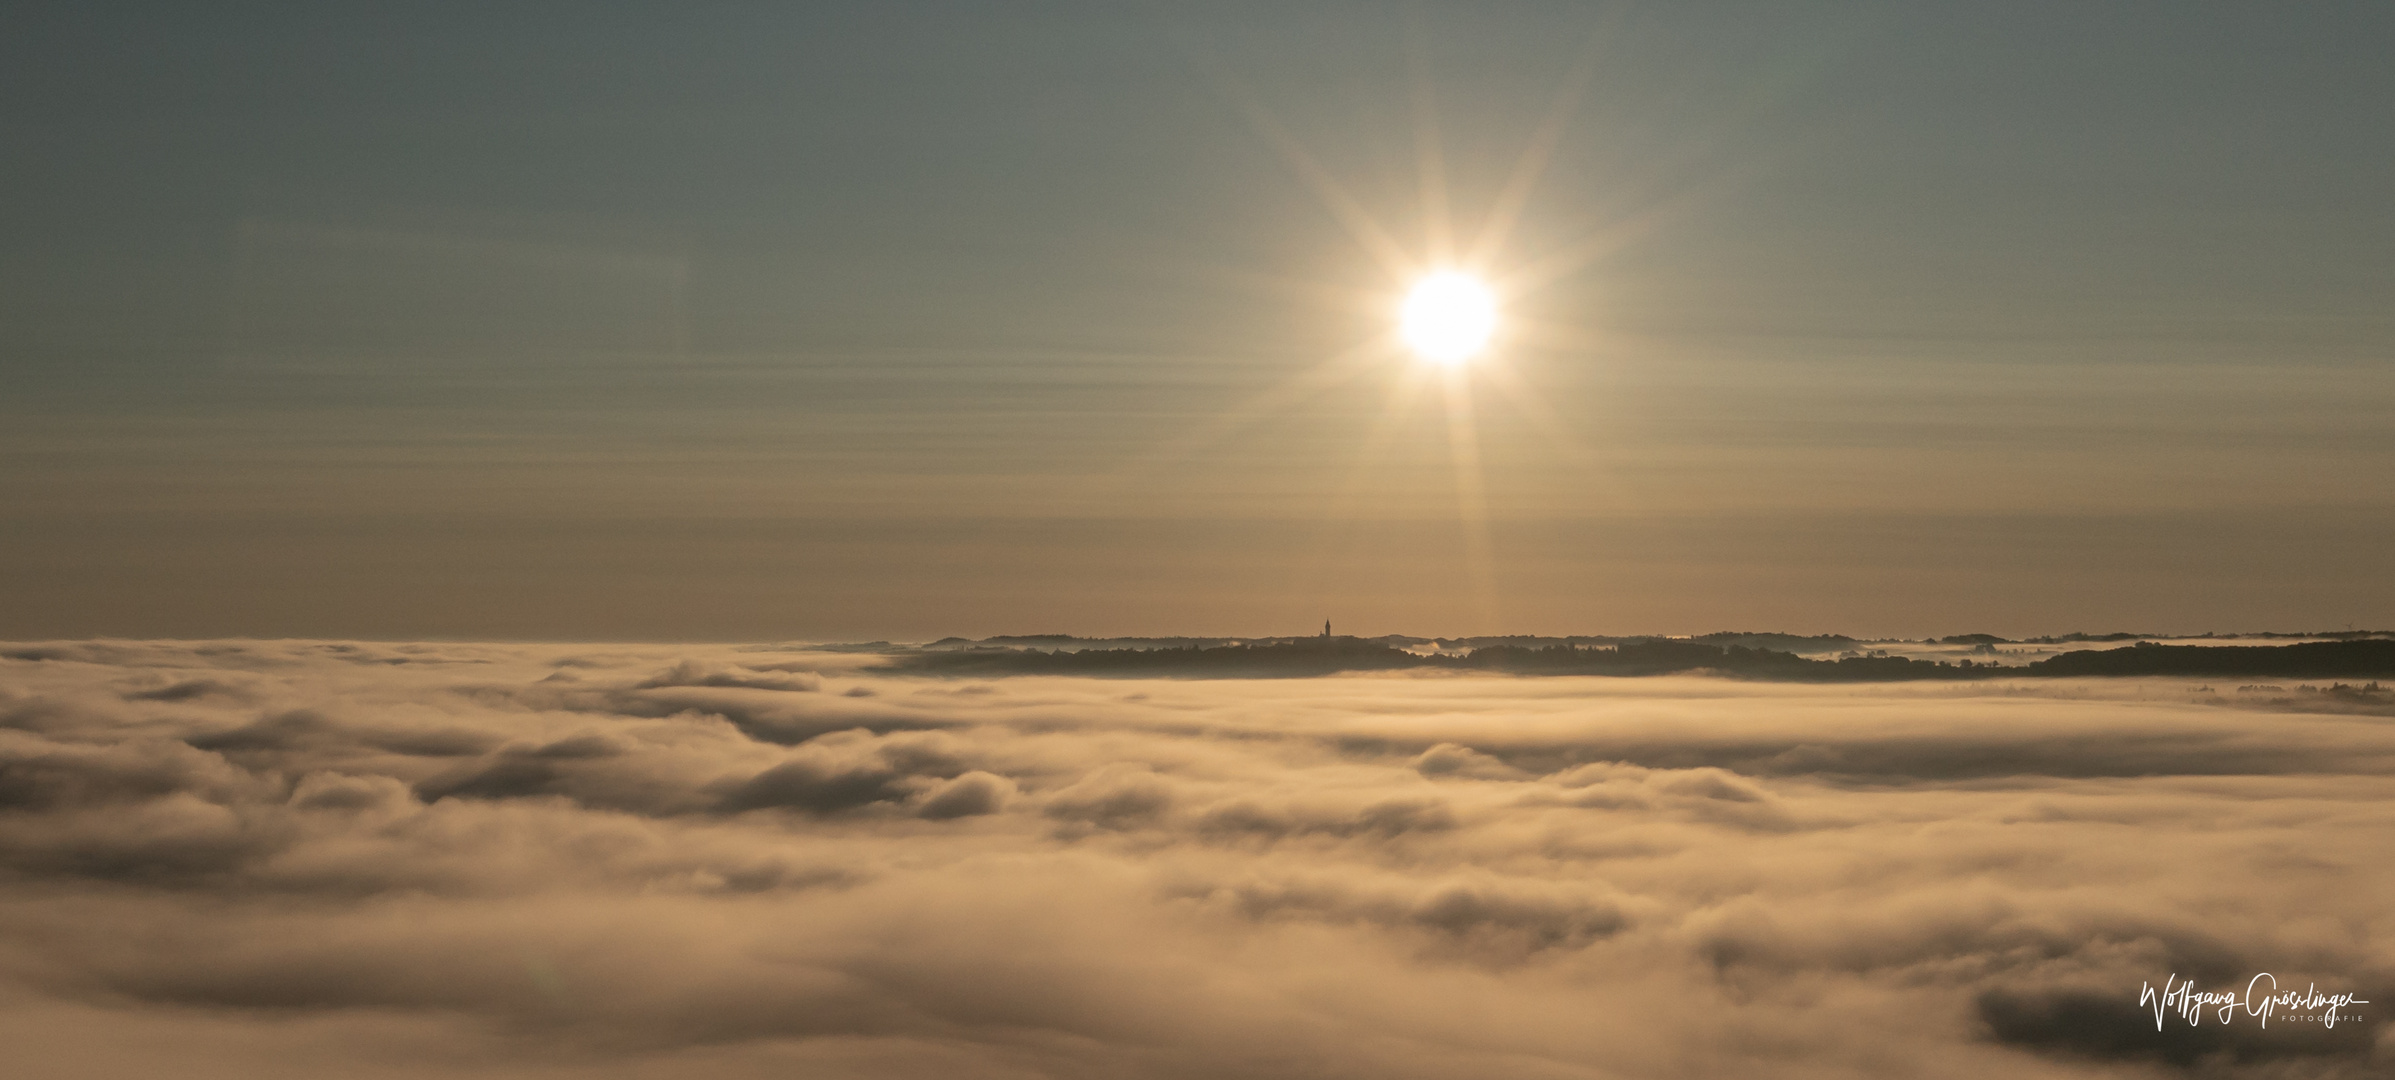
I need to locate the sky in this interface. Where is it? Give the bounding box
[4,1,2391,641]
[1,642,2387,1077]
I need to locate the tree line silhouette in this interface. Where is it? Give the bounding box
[884,637,2395,681]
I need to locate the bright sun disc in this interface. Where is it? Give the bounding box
[1399,272,1497,365]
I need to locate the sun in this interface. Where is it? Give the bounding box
[1398,272,1497,365]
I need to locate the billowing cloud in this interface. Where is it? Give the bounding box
[1,640,2388,1078]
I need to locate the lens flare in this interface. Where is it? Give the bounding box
[1399,272,1497,365]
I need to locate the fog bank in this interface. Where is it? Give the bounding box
[2,640,2388,1078]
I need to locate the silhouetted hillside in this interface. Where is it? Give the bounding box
[2029,639,2395,679]
[882,636,2395,682]
[892,639,1427,678]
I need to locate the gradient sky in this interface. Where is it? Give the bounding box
[4,1,2390,641]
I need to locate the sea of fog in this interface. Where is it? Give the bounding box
[1,641,2388,1078]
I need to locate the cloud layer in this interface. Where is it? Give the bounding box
[2,640,2389,1078]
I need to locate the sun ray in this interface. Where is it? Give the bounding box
[1315,358,1438,527]
[1175,44,1418,279]
[1302,359,1446,622]
[1489,312,1612,355]
[1142,10,1659,630]
[1099,335,1392,485]
[1403,4,1456,266]
[1438,371,1501,630]
[1465,16,1622,270]
[1472,355,1601,470]
[1297,358,1438,614]
[1493,190,1712,300]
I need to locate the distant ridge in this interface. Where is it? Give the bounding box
[877,635,2395,682]
[907,631,1867,656]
